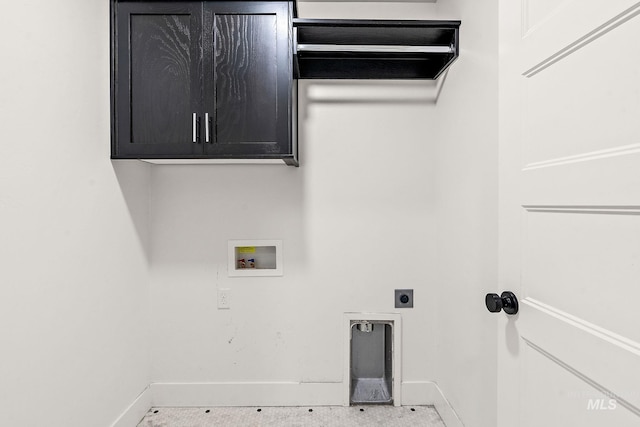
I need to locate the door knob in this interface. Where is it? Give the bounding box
[485,291,518,315]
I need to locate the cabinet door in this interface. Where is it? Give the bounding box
[203,1,291,158]
[114,2,202,158]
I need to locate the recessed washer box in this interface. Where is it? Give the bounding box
[228,240,283,277]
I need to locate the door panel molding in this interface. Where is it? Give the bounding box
[522,152,640,206]
[520,0,640,74]
[523,143,640,172]
[521,210,640,340]
[520,298,640,416]
[522,298,640,354]
[522,338,640,417]
[523,1,640,77]
[520,12,640,166]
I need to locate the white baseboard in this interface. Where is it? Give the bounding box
[151,382,344,407]
[424,382,465,427]
[110,386,152,427]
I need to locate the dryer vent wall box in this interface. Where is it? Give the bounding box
[350,321,394,405]
[228,240,283,277]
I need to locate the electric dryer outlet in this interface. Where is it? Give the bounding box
[394,289,413,308]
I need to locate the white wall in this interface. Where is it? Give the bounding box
[297,0,436,19]
[430,1,499,426]
[0,1,151,426]
[148,2,499,418]
[0,0,498,423]
[148,2,443,403]
[149,100,438,397]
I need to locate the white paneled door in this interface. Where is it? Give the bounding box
[499,0,640,426]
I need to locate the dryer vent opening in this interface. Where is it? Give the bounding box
[350,321,393,405]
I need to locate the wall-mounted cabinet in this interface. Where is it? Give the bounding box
[111,1,298,166]
[111,1,460,166]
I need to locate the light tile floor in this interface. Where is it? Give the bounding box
[137,406,446,427]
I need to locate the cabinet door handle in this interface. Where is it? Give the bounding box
[205,112,210,143]
[192,113,197,143]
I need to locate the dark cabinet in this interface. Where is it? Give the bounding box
[112,1,297,165]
